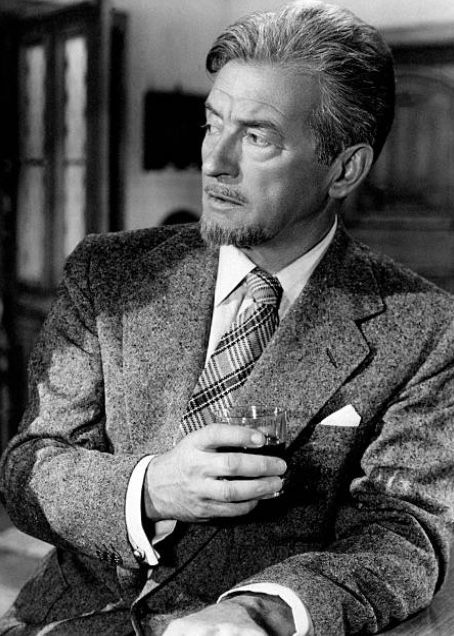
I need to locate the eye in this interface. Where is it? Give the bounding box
[244,130,272,148]
[202,121,222,137]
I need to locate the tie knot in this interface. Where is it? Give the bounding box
[246,267,282,308]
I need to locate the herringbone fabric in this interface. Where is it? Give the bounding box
[180,267,282,435]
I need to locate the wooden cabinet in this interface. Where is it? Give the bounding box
[0,2,127,447]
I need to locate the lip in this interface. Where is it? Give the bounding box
[204,188,246,209]
[207,193,243,208]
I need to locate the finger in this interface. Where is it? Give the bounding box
[207,498,260,518]
[210,450,287,478]
[193,423,265,451]
[207,475,285,503]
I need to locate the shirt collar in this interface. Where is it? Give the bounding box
[215,217,338,308]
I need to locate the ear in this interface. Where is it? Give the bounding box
[328,144,374,200]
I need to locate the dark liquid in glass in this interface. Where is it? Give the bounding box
[218,438,286,460]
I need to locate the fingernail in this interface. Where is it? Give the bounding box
[251,432,264,445]
[260,490,282,500]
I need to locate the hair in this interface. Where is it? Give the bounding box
[206,1,395,165]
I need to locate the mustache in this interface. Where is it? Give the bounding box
[203,184,248,205]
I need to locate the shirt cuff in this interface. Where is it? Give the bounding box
[218,582,313,636]
[125,455,176,565]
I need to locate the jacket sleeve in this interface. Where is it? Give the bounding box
[234,317,454,635]
[0,235,146,570]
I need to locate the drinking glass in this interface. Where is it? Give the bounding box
[213,405,287,459]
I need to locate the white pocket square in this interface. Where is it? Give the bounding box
[319,404,361,427]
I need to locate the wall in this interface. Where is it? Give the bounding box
[228,0,454,27]
[115,0,454,230]
[113,0,228,229]
[322,0,454,27]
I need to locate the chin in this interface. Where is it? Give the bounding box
[200,216,275,248]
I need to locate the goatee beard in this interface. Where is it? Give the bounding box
[200,215,276,247]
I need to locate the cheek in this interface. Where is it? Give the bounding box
[243,161,291,196]
[242,154,327,208]
[274,160,329,200]
[256,168,328,222]
[201,136,211,165]
[254,168,305,206]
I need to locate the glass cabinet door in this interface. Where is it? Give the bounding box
[62,35,88,259]
[16,42,48,285]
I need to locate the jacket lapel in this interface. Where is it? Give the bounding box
[233,226,385,445]
[123,224,385,450]
[123,228,219,451]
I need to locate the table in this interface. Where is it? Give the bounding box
[380,557,454,635]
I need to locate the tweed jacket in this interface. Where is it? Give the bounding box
[1,222,454,636]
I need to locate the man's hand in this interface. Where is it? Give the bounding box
[161,594,295,636]
[143,424,287,522]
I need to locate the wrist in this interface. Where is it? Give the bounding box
[143,456,163,520]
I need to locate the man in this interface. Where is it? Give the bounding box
[1,2,454,635]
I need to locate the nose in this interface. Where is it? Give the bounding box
[202,131,240,180]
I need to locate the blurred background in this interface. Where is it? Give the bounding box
[1,0,454,450]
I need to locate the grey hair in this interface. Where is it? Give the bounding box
[206,1,395,165]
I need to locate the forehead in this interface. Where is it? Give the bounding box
[207,60,320,125]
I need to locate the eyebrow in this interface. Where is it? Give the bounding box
[205,101,284,138]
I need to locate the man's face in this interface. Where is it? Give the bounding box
[201,60,334,249]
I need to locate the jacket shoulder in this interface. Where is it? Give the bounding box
[77,223,200,258]
[346,233,454,328]
[357,237,452,297]
[64,223,201,275]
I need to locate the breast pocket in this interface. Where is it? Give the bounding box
[285,424,359,505]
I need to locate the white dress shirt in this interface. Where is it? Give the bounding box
[126,218,337,635]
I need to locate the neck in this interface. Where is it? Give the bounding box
[240,208,337,274]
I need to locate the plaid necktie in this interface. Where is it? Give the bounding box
[181,267,283,436]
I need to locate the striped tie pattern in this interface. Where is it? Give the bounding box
[181,267,283,436]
